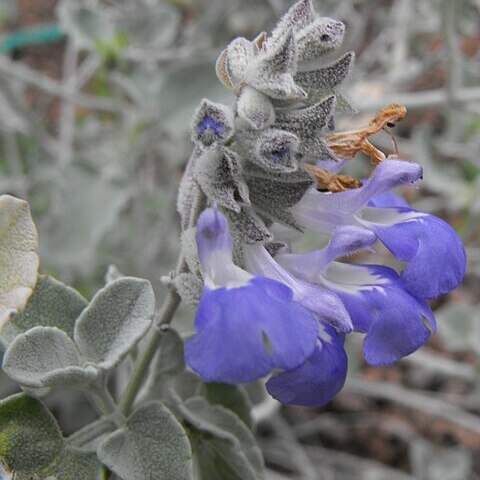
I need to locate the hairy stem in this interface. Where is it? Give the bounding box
[118,187,206,416]
[67,417,117,447]
[118,291,182,415]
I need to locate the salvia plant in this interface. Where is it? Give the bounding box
[0,1,467,479]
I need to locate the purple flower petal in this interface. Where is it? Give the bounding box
[368,191,410,208]
[369,208,466,298]
[185,277,318,383]
[323,263,436,365]
[266,323,347,406]
[293,159,422,233]
[245,244,353,332]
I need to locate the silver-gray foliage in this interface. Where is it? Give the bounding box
[98,401,193,480]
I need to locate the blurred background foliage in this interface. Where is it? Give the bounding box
[0,0,480,478]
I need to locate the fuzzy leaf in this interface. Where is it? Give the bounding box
[237,87,275,130]
[296,17,345,65]
[223,207,272,245]
[74,277,154,370]
[176,397,264,480]
[1,275,87,346]
[205,384,252,428]
[49,447,106,480]
[98,401,193,480]
[173,273,203,307]
[271,0,316,39]
[223,37,256,84]
[0,195,39,333]
[0,394,63,474]
[2,326,97,389]
[295,52,354,96]
[244,162,312,183]
[248,30,306,100]
[275,95,336,158]
[143,329,186,400]
[194,149,250,213]
[153,328,185,378]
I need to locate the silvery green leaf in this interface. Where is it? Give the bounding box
[270,0,316,40]
[1,275,87,346]
[247,175,310,229]
[175,397,264,480]
[275,95,336,158]
[295,52,354,96]
[223,207,272,245]
[255,128,300,173]
[237,87,275,130]
[0,394,63,474]
[334,92,357,114]
[205,384,252,429]
[154,328,185,378]
[296,17,345,65]
[223,37,256,84]
[248,30,306,100]
[2,326,97,389]
[143,329,186,400]
[191,99,234,148]
[194,149,250,213]
[74,277,155,370]
[174,273,203,307]
[0,195,39,334]
[50,447,106,480]
[248,174,312,208]
[98,401,193,480]
[244,162,312,183]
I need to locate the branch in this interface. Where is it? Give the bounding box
[354,86,480,112]
[0,55,125,113]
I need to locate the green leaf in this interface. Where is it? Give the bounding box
[74,277,155,370]
[0,195,39,333]
[0,394,63,474]
[1,275,87,345]
[2,326,97,389]
[51,447,106,480]
[154,328,185,377]
[142,329,185,400]
[205,384,252,428]
[176,397,264,480]
[98,401,193,480]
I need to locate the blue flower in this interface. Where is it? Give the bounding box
[266,323,347,406]
[275,224,436,365]
[293,159,466,299]
[184,208,318,383]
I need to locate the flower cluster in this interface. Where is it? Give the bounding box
[177,0,466,406]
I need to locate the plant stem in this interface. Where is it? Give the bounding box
[118,290,182,415]
[67,417,117,447]
[118,187,206,416]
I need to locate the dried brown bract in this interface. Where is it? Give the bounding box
[303,163,362,193]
